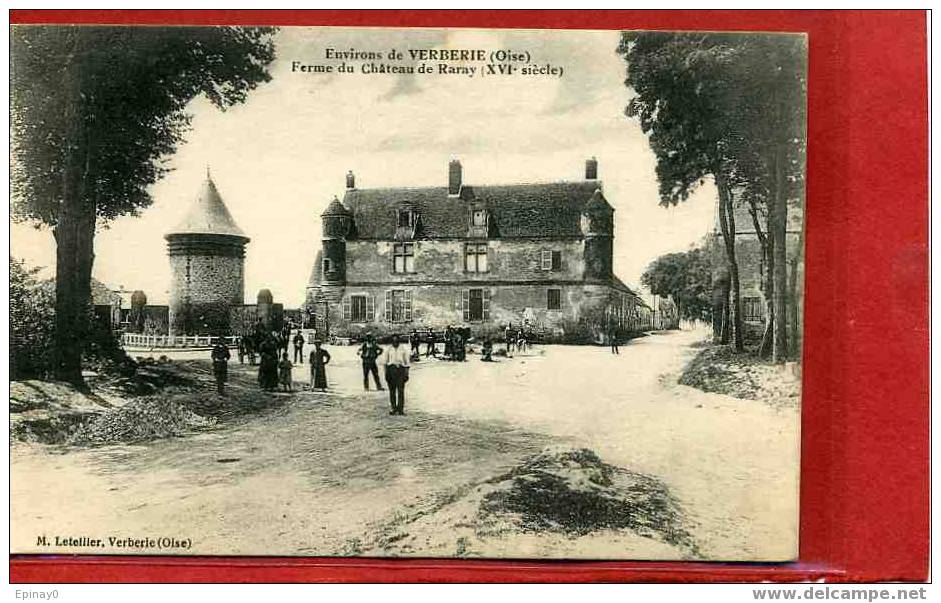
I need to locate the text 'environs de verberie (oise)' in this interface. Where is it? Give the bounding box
[290,47,564,78]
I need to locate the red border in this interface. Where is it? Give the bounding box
[8,10,929,583]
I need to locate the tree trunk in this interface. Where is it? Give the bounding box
[770,150,789,363]
[719,296,730,344]
[787,216,805,360]
[716,173,744,352]
[758,207,775,359]
[52,40,96,386]
[52,195,96,385]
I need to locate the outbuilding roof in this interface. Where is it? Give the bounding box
[342,180,610,240]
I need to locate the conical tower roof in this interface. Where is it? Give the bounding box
[166,173,249,241]
[584,188,612,212]
[321,196,351,217]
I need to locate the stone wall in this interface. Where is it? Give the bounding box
[229,303,284,335]
[320,282,641,343]
[341,238,586,284]
[168,252,245,335]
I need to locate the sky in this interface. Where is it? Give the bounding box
[10,27,717,308]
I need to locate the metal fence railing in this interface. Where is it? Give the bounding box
[121,333,239,349]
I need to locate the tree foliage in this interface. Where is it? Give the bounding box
[641,246,713,322]
[10,26,277,382]
[11,26,277,226]
[619,31,806,359]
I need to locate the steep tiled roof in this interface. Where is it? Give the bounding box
[343,181,608,239]
[167,176,249,240]
[610,275,639,297]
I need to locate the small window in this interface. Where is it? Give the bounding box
[472,209,487,227]
[547,288,562,311]
[385,289,412,323]
[743,296,764,321]
[323,258,333,273]
[462,288,491,321]
[392,243,415,273]
[351,296,367,323]
[465,243,488,273]
[541,250,562,271]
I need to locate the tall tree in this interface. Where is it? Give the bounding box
[618,32,746,351]
[11,26,277,384]
[718,35,807,362]
[619,32,806,360]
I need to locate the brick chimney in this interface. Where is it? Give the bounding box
[585,157,598,180]
[448,159,462,196]
[345,170,355,189]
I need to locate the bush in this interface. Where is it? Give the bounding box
[10,257,56,379]
[11,256,134,380]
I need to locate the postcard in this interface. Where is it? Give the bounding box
[10,25,805,561]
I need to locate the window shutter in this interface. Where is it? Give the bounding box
[384,290,392,322]
[404,290,413,322]
[366,294,375,322]
[462,289,470,321]
[482,289,491,320]
[342,296,351,320]
[552,250,562,271]
[541,250,552,270]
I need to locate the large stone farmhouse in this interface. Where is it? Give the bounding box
[306,158,650,342]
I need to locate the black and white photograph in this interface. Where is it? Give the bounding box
[10,25,806,561]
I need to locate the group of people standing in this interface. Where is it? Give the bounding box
[406,326,472,362]
[211,321,544,414]
[503,322,533,356]
[228,322,332,393]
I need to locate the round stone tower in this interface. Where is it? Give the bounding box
[319,196,352,302]
[581,188,614,281]
[165,173,249,336]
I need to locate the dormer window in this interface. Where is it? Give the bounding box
[472,209,487,227]
[323,257,333,273]
[398,209,417,228]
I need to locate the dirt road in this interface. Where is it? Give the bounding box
[11,330,799,560]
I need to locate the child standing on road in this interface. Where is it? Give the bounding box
[278,351,294,392]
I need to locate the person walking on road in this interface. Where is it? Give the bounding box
[381,334,410,415]
[210,338,230,395]
[608,321,620,355]
[308,339,331,392]
[357,334,384,391]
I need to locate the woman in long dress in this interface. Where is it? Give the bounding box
[258,332,280,391]
[309,340,331,392]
